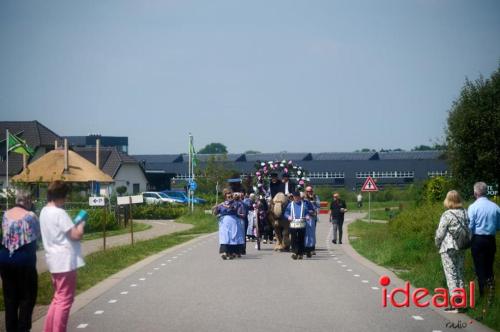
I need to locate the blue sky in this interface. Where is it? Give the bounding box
[1,0,499,154]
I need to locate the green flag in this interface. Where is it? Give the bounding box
[190,136,198,167]
[8,132,34,156]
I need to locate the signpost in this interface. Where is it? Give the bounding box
[117,195,144,245]
[89,196,107,250]
[361,176,379,223]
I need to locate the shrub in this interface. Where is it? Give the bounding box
[133,204,187,220]
[67,208,120,233]
[422,177,453,204]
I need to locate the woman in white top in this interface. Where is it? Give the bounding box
[40,180,85,332]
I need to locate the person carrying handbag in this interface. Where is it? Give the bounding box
[435,190,470,313]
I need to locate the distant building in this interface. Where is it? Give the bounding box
[0,121,63,188]
[66,135,129,153]
[134,151,448,191]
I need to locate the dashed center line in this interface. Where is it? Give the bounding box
[120,291,129,295]
[108,299,117,304]
[130,284,137,287]
[412,315,424,321]
[77,323,88,329]
[362,280,369,283]
[139,278,146,281]
[353,274,360,277]
[371,287,380,290]
[94,310,104,315]
[347,269,353,272]
[154,267,159,270]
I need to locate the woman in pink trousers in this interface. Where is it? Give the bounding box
[40,181,85,332]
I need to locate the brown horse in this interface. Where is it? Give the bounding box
[268,192,291,251]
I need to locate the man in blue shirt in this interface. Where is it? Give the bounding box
[468,182,500,303]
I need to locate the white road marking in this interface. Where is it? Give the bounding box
[77,324,88,329]
[130,284,137,287]
[372,287,380,290]
[154,267,159,270]
[108,299,117,304]
[147,272,153,275]
[167,260,172,262]
[347,269,352,272]
[161,263,166,266]
[341,265,347,267]
[121,291,128,295]
[337,261,342,264]
[139,278,146,281]
[94,310,104,315]
[353,274,360,277]
[173,256,178,259]
[362,280,369,283]
[432,330,443,332]
[412,315,424,321]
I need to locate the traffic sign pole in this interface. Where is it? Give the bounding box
[369,192,371,223]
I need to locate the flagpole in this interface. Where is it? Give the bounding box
[188,133,192,213]
[190,134,194,213]
[5,129,9,210]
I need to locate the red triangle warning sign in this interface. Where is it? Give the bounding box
[361,176,379,192]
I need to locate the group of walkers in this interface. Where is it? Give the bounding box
[0,180,85,332]
[213,173,323,260]
[435,181,500,313]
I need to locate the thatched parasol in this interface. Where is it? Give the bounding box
[12,149,114,183]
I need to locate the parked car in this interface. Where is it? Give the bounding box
[142,192,177,204]
[161,190,207,204]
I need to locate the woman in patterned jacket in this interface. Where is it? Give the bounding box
[435,190,469,313]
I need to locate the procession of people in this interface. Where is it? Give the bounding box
[213,173,324,261]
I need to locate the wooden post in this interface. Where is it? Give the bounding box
[23,154,27,170]
[129,196,134,245]
[103,203,107,250]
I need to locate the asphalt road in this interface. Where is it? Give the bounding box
[62,213,491,332]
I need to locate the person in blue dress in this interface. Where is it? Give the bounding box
[233,192,247,257]
[284,191,313,260]
[304,186,321,257]
[213,188,240,260]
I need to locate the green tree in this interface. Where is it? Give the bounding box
[244,150,260,154]
[446,65,500,195]
[195,155,235,194]
[198,142,228,154]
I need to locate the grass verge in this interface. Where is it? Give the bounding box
[83,222,151,241]
[0,209,217,311]
[349,216,500,331]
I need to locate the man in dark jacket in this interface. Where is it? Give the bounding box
[330,192,347,244]
[282,173,296,196]
[269,173,284,198]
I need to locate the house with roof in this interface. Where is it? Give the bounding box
[74,147,148,195]
[134,151,448,191]
[1,121,148,195]
[0,121,63,188]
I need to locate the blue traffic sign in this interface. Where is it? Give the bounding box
[189,180,197,191]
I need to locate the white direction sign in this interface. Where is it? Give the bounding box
[89,196,105,206]
[361,176,379,192]
[117,195,144,206]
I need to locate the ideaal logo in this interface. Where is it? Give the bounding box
[379,276,475,309]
